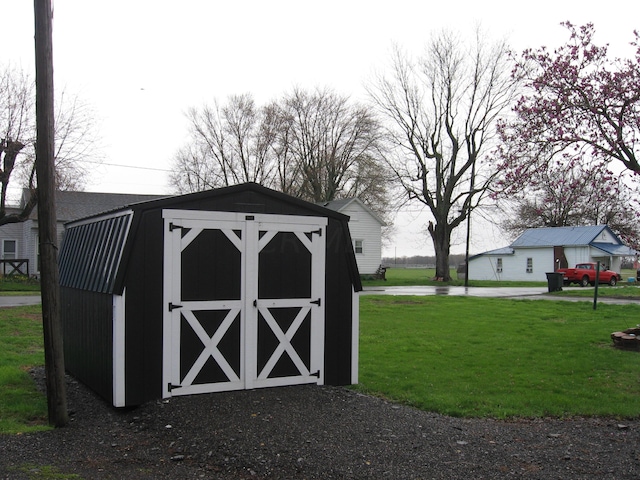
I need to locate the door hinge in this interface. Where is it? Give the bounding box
[168,302,183,311]
[308,228,322,236]
[310,298,321,306]
[168,383,182,392]
[169,222,183,232]
[253,299,257,307]
[310,370,320,378]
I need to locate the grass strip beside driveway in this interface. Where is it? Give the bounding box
[0,305,48,433]
[356,295,640,418]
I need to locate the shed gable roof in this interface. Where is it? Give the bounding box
[67,183,352,225]
[60,183,362,294]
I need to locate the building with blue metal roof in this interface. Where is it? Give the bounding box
[468,225,636,282]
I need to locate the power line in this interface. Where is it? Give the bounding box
[80,159,171,173]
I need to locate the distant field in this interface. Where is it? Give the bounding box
[362,266,547,287]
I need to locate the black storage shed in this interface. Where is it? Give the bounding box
[59,183,362,407]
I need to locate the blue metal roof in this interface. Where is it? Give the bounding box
[510,225,616,248]
[591,242,637,256]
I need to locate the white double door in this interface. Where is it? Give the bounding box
[162,210,326,398]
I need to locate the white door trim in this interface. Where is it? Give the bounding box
[162,210,327,398]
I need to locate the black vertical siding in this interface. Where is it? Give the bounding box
[323,217,356,385]
[123,210,164,405]
[61,288,114,402]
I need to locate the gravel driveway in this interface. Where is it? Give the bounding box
[1,369,639,479]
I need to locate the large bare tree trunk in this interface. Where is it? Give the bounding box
[34,0,68,428]
[428,221,452,281]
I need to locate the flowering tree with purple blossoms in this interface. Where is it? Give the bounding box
[500,161,640,248]
[496,22,640,187]
[494,22,640,246]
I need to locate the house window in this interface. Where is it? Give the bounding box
[2,239,16,260]
[526,257,533,273]
[354,239,364,254]
[496,258,503,273]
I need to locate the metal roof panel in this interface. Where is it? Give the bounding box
[511,226,609,247]
[59,212,133,294]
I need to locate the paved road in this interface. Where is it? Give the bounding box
[361,285,640,304]
[362,285,552,297]
[2,289,639,306]
[0,295,42,307]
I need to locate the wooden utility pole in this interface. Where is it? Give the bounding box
[34,0,68,427]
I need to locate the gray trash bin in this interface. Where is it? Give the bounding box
[545,272,563,292]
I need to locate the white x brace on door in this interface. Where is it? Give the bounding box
[162,210,326,398]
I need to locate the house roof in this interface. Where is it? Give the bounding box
[470,246,514,260]
[25,190,167,222]
[471,225,636,262]
[591,242,637,256]
[321,198,387,226]
[510,225,620,248]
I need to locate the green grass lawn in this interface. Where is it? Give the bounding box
[355,295,640,418]
[3,295,640,434]
[0,305,48,433]
[0,276,41,294]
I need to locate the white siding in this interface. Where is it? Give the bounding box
[341,202,383,275]
[470,248,556,282]
[564,246,591,267]
[0,222,23,259]
[466,255,509,281]
[595,229,618,244]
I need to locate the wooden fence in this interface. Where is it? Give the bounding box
[0,259,30,277]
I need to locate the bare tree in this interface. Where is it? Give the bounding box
[0,139,37,225]
[0,63,99,221]
[368,31,519,280]
[169,94,276,192]
[1,66,37,225]
[273,88,390,205]
[172,88,394,221]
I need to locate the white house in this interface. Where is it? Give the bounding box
[468,225,636,282]
[321,198,386,276]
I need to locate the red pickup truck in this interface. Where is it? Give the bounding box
[557,262,621,287]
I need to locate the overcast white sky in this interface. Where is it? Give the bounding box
[3,0,639,257]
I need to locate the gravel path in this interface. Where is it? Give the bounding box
[1,369,639,479]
